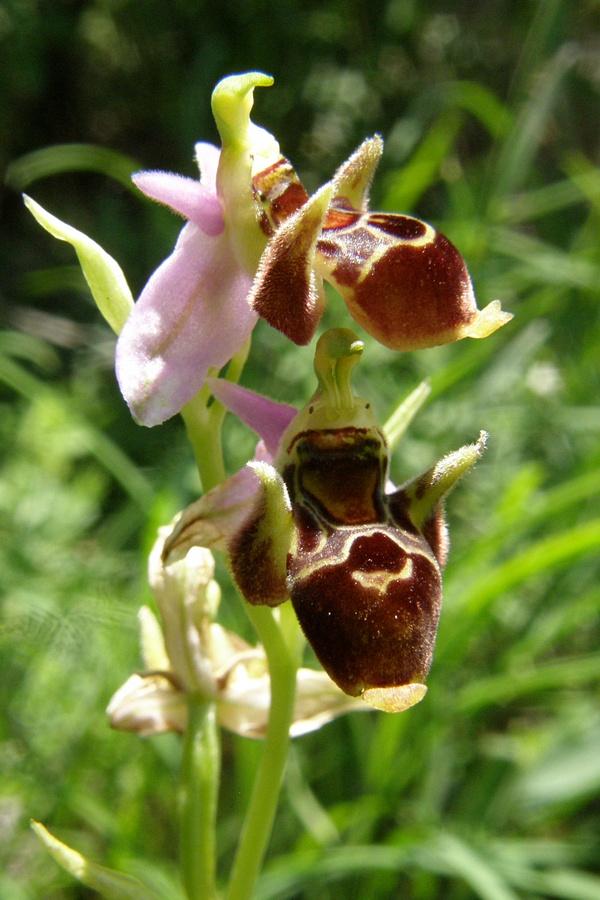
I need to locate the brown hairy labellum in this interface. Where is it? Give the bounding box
[280,421,443,699]
[249,138,511,349]
[234,330,486,711]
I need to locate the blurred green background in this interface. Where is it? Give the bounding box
[1,0,600,897]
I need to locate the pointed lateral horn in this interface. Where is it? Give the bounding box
[228,461,294,607]
[331,135,383,212]
[403,431,488,533]
[248,181,334,345]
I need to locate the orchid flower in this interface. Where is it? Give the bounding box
[249,134,512,350]
[163,329,487,713]
[27,72,510,428]
[107,524,367,739]
[118,72,511,426]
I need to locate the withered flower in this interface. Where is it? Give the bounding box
[107,525,368,739]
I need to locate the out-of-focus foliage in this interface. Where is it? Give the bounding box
[1,0,599,897]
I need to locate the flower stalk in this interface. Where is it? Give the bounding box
[173,332,304,900]
[226,604,302,900]
[181,392,227,494]
[181,699,220,900]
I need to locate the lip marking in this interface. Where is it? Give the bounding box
[351,556,414,593]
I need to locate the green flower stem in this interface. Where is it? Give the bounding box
[225,604,301,900]
[181,335,297,900]
[181,395,227,493]
[181,339,251,493]
[224,336,251,385]
[180,699,220,900]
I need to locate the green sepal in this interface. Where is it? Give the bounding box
[23,195,134,335]
[211,71,274,152]
[229,461,295,607]
[31,821,160,900]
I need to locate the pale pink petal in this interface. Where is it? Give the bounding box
[162,465,262,563]
[254,439,273,463]
[207,378,297,457]
[132,171,224,236]
[116,223,255,426]
[194,142,220,192]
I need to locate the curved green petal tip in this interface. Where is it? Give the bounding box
[314,328,364,414]
[23,194,133,335]
[211,71,274,149]
[317,327,364,361]
[211,72,280,272]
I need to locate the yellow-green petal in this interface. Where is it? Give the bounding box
[24,194,134,334]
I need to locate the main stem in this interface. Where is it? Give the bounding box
[178,388,227,899]
[181,395,226,493]
[180,700,220,900]
[225,605,300,900]
[181,339,251,493]
[180,341,300,899]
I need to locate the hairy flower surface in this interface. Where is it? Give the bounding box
[26,73,510,429]
[164,330,487,712]
[250,137,512,350]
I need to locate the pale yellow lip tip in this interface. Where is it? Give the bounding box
[361,683,428,712]
[463,299,513,339]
